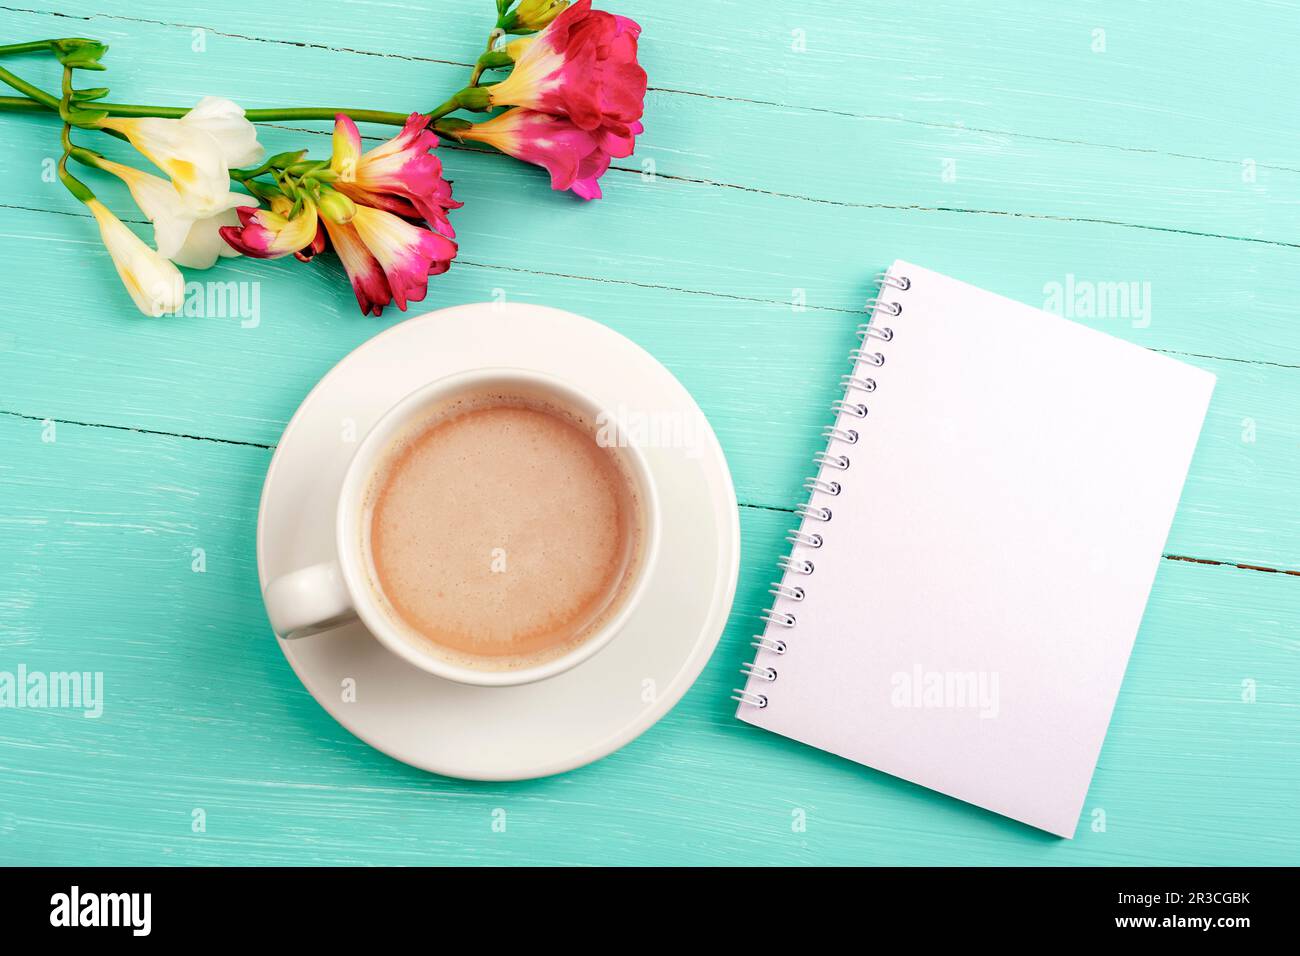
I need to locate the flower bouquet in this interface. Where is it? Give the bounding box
[0,0,646,316]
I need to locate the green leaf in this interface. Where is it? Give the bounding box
[64,57,107,72]
[477,50,515,69]
[435,117,473,135]
[266,149,309,170]
[232,149,308,182]
[52,38,109,70]
[64,106,109,127]
[72,87,110,102]
[241,178,283,202]
[285,158,329,176]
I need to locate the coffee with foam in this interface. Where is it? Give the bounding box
[363,386,646,671]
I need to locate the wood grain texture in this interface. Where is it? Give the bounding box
[0,0,1297,864]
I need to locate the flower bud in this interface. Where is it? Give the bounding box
[455,87,493,111]
[504,0,569,33]
[316,187,357,225]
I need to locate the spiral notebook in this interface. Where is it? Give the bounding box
[733,260,1215,838]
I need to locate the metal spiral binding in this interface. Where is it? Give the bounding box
[769,582,805,600]
[741,662,778,682]
[813,451,850,471]
[731,266,912,711]
[795,503,832,521]
[760,608,797,628]
[863,298,903,316]
[802,476,841,496]
[786,529,823,548]
[856,350,886,367]
[840,373,876,394]
[777,554,815,574]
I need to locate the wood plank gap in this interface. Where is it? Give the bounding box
[0,409,273,451]
[0,5,474,69]
[1163,554,1300,578]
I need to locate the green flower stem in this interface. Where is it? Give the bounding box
[66,144,102,169]
[57,154,95,202]
[0,93,478,141]
[78,103,413,124]
[0,56,475,126]
[469,28,506,86]
[0,94,45,113]
[58,123,95,204]
[0,40,59,56]
[0,63,61,109]
[0,93,471,128]
[59,61,73,121]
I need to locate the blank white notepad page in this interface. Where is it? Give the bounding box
[736,260,1215,837]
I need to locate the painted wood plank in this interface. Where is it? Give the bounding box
[6,120,1300,375]
[1,5,1298,249]
[38,0,1300,168]
[0,198,1297,569]
[0,416,1295,865]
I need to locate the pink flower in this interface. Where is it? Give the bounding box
[485,1,646,134]
[218,197,321,259]
[460,107,642,200]
[322,205,457,317]
[573,117,644,199]
[330,113,460,239]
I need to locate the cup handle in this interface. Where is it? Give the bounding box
[264,561,356,639]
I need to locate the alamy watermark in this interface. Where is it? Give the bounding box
[141,280,262,327]
[890,665,999,719]
[1042,274,1151,328]
[50,886,150,936]
[596,404,707,459]
[0,665,103,718]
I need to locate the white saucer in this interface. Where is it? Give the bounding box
[255,303,740,780]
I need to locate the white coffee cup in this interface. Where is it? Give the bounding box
[263,367,661,687]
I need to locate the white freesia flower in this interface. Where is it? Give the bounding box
[170,205,244,269]
[97,157,246,269]
[85,198,186,316]
[97,97,264,218]
[178,96,264,167]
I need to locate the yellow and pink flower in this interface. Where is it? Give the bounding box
[219,196,321,260]
[322,206,457,317]
[319,113,459,315]
[330,112,460,239]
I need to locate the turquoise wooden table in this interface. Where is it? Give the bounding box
[1,1,1297,866]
